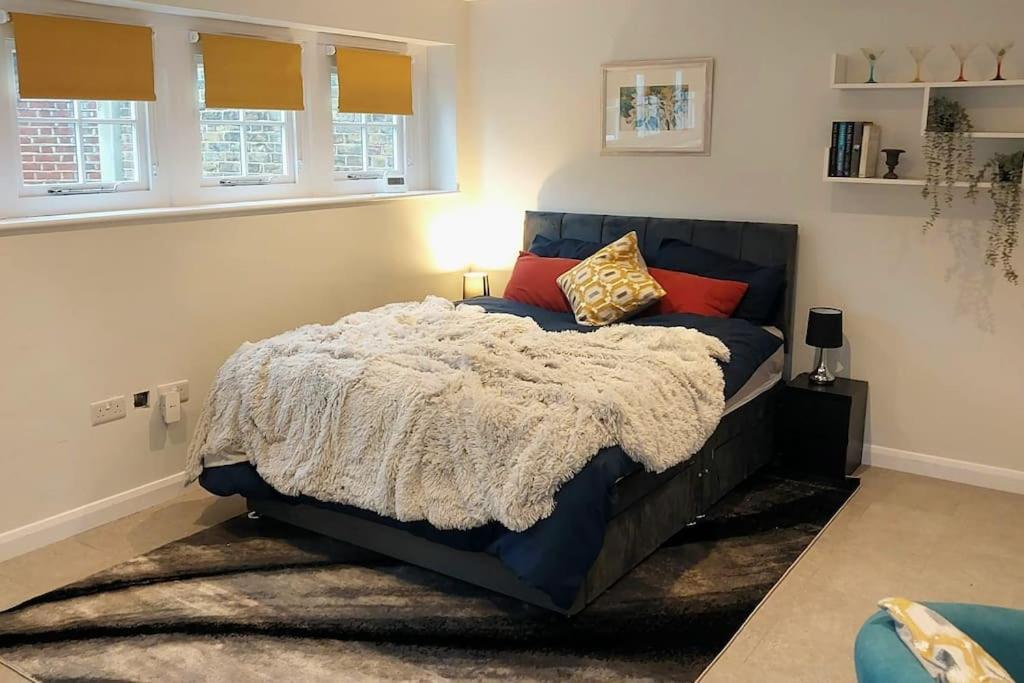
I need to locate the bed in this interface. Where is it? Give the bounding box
[198,210,798,615]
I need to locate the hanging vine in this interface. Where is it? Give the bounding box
[970,150,1023,284]
[922,96,974,230]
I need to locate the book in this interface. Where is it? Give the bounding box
[842,122,855,177]
[849,122,865,177]
[828,122,840,176]
[859,123,881,177]
[834,122,848,177]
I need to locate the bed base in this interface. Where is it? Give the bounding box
[248,385,780,616]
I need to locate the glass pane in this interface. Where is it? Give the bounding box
[196,63,206,106]
[333,124,364,172]
[244,124,285,176]
[78,100,135,119]
[200,109,242,122]
[243,110,283,122]
[19,121,79,185]
[79,122,139,183]
[367,114,398,124]
[17,98,74,121]
[366,124,397,170]
[200,123,242,177]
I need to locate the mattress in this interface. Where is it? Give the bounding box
[199,297,785,608]
[724,330,784,415]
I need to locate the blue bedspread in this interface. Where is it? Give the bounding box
[200,297,782,608]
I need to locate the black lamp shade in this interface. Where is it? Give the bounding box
[806,307,843,349]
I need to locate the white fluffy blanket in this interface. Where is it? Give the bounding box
[186,297,729,531]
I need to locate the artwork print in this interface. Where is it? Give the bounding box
[602,58,713,154]
[618,84,693,133]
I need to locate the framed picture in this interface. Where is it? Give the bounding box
[602,57,714,155]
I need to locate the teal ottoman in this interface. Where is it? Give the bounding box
[855,602,1024,682]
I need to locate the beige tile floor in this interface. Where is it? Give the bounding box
[0,467,1021,682]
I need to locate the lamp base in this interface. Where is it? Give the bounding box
[808,347,835,385]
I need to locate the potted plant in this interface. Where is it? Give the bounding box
[970,150,1023,284]
[922,96,975,229]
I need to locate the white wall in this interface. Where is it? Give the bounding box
[467,0,1024,477]
[0,0,471,547]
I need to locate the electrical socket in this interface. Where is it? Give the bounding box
[157,380,189,402]
[90,395,127,426]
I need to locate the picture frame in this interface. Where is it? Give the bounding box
[601,57,714,155]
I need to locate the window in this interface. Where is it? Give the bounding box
[11,52,149,196]
[196,61,296,185]
[330,70,404,180]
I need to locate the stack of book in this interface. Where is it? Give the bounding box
[828,122,880,178]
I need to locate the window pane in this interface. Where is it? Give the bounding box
[366,124,397,171]
[19,121,79,185]
[367,114,398,124]
[333,124,364,172]
[200,123,242,177]
[78,100,135,119]
[200,109,241,122]
[79,122,139,183]
[17,98,74,121]
[243,110,283,123]
[244,124,285,176]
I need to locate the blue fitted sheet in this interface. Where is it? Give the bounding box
[200,297,783,608]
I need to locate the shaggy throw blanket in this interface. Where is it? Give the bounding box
[186,297,729,531]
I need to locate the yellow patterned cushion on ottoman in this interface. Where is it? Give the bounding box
[556,231,666,326]
[878,597,1014,683]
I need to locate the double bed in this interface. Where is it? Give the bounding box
[198,210,798,615]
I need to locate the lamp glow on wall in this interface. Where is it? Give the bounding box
[426,202,522,274]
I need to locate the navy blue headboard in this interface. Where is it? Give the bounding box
[523,211,799,355]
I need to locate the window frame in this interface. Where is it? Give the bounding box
[329,65,407,194]
[15,97,152,197]
[193,54,299,189]
[0,5,442,221]
[0,37,163,217]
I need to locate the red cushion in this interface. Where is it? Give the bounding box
[648,267,749,318]
[503,252,579,312]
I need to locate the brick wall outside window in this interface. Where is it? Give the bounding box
[17,100,138,186]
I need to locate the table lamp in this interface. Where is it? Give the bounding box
[806,307,843,385]
[463,271,490,299]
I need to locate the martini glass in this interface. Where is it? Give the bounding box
[907,45,932,83]
[988,41,1014,81]
[950,43,977,82]
[860,47,886,84]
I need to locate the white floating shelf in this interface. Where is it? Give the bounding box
[820,148,1000,188]
[965,131,1024,139]
[831,54,1024,90]
[824,176,991,188]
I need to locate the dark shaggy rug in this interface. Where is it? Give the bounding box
[0,472,857,682]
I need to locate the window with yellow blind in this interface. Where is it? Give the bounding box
[196,58,297,186]
[5,13,155,202]
[0,3,451,220]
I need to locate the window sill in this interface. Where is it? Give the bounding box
[0,190,458,236]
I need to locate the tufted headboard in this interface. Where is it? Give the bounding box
[523,210,799,361]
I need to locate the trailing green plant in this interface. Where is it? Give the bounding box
[969,150,1023,284]
[922,96,974,230]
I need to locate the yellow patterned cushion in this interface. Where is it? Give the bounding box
[879,598,1014,683]
[556,231,665,326]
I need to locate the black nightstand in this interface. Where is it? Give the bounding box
[777,373,868,478]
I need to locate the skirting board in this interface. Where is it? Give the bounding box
[866,445,1024,496]
[0,471,187,563]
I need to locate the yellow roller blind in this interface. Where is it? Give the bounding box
[200,34,304,110]
[336,48,413,115]
[11,13,155,101]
